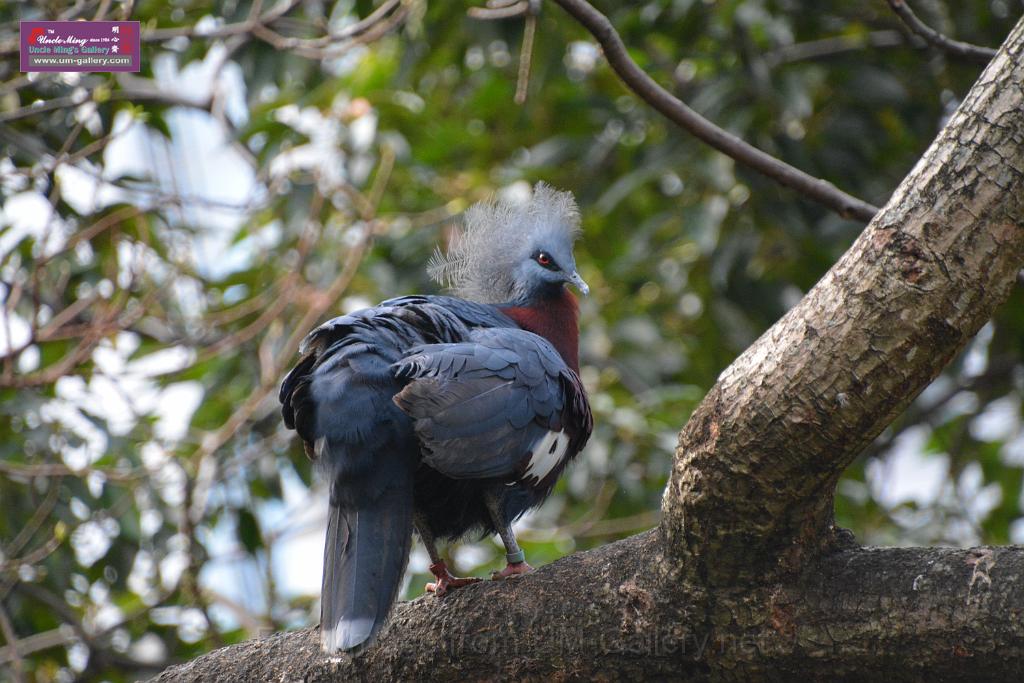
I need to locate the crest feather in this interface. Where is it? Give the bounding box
[428,183,580,303]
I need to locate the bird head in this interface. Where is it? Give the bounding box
[429,182,588,304]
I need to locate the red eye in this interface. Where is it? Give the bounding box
[537,252,551,266]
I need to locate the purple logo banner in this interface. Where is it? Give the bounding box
[20,21,141,73]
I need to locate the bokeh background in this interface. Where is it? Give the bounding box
[1,0,1021,680]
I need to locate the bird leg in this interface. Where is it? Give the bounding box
[485,490,533,580]
[415,514,480,596]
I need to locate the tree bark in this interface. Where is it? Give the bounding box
[154,14,1024,683]
[152,538,1024,681]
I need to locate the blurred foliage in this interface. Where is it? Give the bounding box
[1,0,1022,680]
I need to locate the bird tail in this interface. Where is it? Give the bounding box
[320,478,414,653]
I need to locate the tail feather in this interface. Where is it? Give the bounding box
[320,480,413,653]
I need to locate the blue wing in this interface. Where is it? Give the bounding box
[391,327,591,485]
[279,295,517,450]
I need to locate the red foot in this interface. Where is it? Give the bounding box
[491,561,533,580]
[426,561,481,596]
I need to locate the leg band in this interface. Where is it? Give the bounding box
[506,549,526,564]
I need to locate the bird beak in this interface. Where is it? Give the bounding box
[568,271,590,297]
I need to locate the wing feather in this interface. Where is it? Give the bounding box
[391,327,587,483]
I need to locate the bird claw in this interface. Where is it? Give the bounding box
[426,562,481,596]
[490,561,533,580]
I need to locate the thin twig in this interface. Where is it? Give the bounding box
[2,480,61,560]
[201,588,271,634]
[764,30,908,67]
[0,87,212,124]
[143,0,405,60]
[269,4,410,60]
[140,0,301,42]
[7,582,170,671]
[0,600,25,683]
[469,0,531,20]
[1,288,156,388]
[887,0,997,63]
[470,1,540,104]
[0,531,63,573]
[0,460,144,482]
[256,0,404,50]
[516,11,538,104]
[0,626,70,667]
[93,0,112,21]
[38,206,142,267]
[551,0,881,222]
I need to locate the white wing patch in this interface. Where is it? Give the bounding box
[523,430,570,484]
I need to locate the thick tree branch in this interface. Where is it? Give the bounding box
[887,0,998,63]
[550,0,881,222]
[153,535,1024,681]
[662,14,1024,584]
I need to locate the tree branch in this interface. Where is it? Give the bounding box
[139,0,409,61]
[763,30,908,67]
[152,535,1024,681]
[661,13,1024,584]
[550,0,881,222]
[887,0,998,63]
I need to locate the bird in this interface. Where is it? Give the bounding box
[279,182,593,653]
